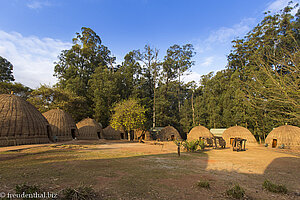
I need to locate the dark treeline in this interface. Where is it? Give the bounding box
[0,5,299,141]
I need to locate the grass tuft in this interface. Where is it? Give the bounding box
[196,180,210,189]
[226,184,245,199]
[58,185,99,200]
[262,180,288,194]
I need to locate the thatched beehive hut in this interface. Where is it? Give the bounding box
[187,125,213,141]
[103,126,124,140]
[222,126,257,145]
[157,126,181,141]
[76,118,103,140]
[43,108,77,142]
[0,94,50,146]
[265,125,300,149]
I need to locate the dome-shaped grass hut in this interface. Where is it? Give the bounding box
[103,126,124,140]
[157,126,181,141]
[187,125,213,141]
[222,126,257,145]
[76,118,103,140]
[0,94,50,146]
[265,125,300,149]
[43,108,77,142]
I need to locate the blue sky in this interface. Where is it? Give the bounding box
[0,0,299,88]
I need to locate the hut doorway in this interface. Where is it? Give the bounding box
[170,135,175,141]
[71,129,76,139]
[46,125,51,140]
[272,139,277,148]
[97,132,101,139]
[230,138,234,144]
[120,133,124,139]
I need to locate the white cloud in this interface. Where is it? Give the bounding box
[0,30,71,88]
[199,56,214,67]
[182,71,202,84]
[266,0,299,15]
[26,0,52,9]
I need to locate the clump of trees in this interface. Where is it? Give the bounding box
[1,4,299,141]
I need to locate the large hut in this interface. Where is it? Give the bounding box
[156,126,181,141]
[222,126,257,145]
[43,108,77,142]
[0,94,50,146]
[102,126,124,140]
[265,125,300,149]
[187,125,213,141]
[76,118,103,140]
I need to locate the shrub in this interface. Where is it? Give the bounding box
[196,180,210,189]
[199,139,206,150]
[58,185,99,200]
[15,183,41,200]
[262,180,288,194]
[226,184,245,199]
[181,140,199,152]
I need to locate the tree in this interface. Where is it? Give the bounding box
[0,82,31,98]
[0,56,14,82]
[134,45,160,128]
[27,85,88,122]
[110,99,146,141]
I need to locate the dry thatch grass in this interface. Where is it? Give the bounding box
[43,109,77,142]
[103,126,123,140]
[265,125,300,149]
[222,126,257,145]
[157,126,181,141]
[76,118,102,140]
[187,125,213,141]
[0,94,50,146]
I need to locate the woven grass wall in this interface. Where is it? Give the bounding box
[265,125,300,148]
[0,94,50,146]
[103,126,123,140]
[157,126,181,141]
[43,109,77,142]
[76,118,102,140]
[222,126,257,145]
[187,125,213,141]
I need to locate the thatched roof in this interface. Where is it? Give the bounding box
[222,126,257,145]
[76,118,102,140]
[43,108,77,142]
[187,125,213,140]
[0,94,50,146]
[265,125,300,148]
[157,126,181,141]
[103,126,123,140]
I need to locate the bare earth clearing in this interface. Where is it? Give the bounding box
[0,140,299,199]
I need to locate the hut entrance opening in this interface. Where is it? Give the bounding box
[97,132,101,139]
[272,139,277,148]
[230,138,234,144]
[46,125,51,140]
[120,133,124,139]
[71,129,76,139]
[170,135,175,141]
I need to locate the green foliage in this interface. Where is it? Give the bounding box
[110,99,146,140]
[58,185,98,200]
[196,180,210,189]
[226,184,245,199]
[198,139,205,150]
[27,85,88,122]
[0,82,32,98]
[0,56,14,82]
[181,140,199,152]
[262,180,288,194]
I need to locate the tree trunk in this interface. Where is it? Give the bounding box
[192,90,195,126]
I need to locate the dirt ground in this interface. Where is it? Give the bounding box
[0,140,299,199]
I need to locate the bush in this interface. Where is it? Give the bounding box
[199,139,205,150]
[196,180,210,188]
[58,185,99,200]
[262,180,288,194]
[181,140,199,152]
[226,184,245,199]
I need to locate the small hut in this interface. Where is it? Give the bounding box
[265,125,300,149]
[222,126,257,145]
[157,126,181,141]
[43,108,77,142]
[103,126,124,140]
[76,118,103,140]
[0,94,50,146]
[187,125,213,141]
[134,129,152,141]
